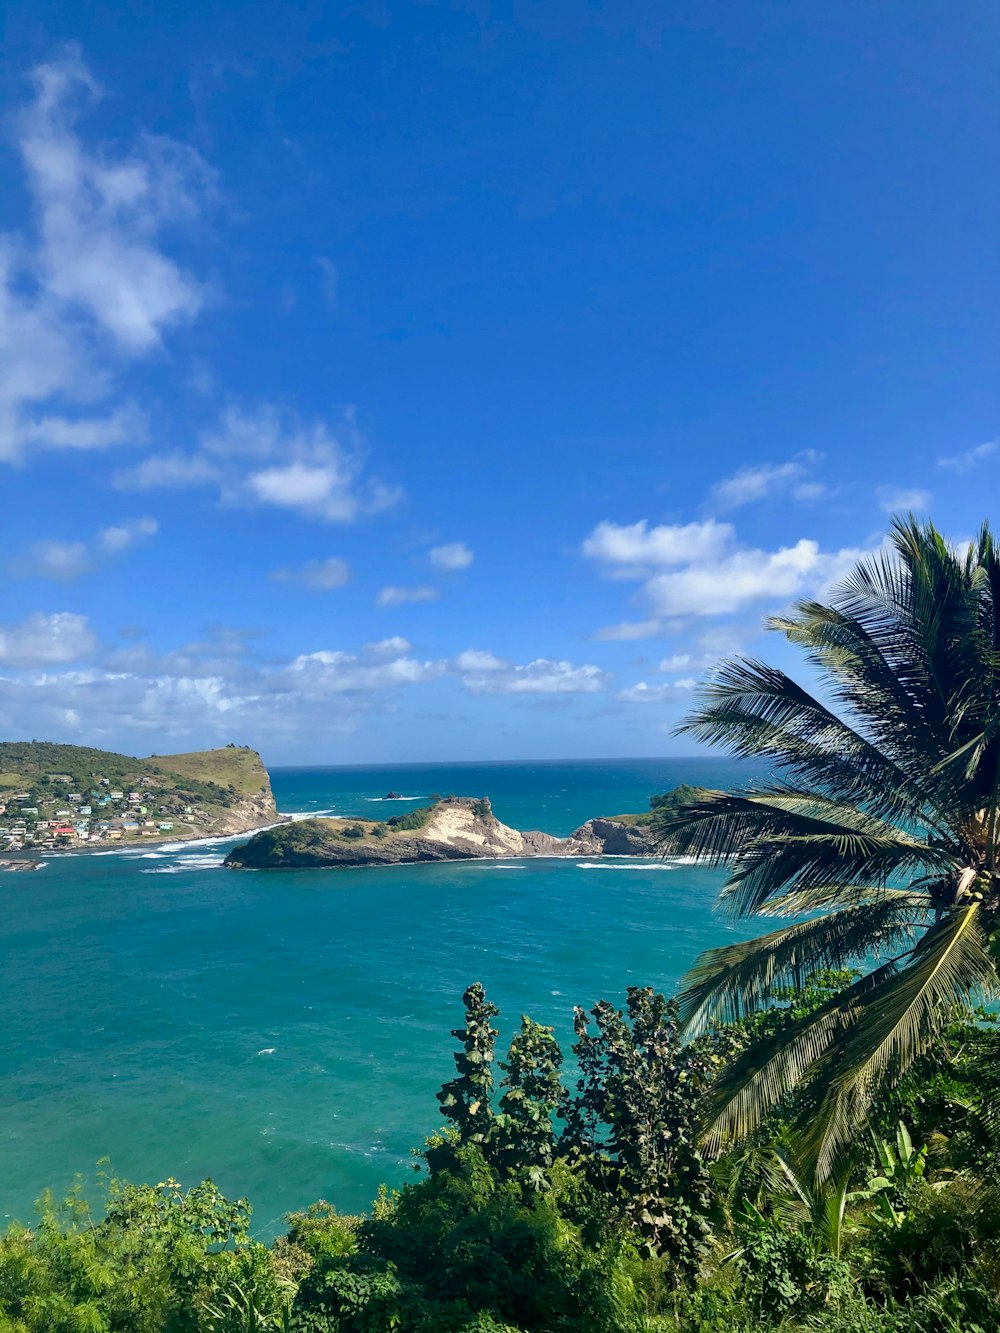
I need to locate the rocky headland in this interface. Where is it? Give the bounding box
[224,794,663,869]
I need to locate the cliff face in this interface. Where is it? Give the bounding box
[225,795,658,869]
[557,818,658,857]
[207,784,279,837]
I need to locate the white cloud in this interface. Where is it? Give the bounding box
[585,515,871,622]
[0,611,96,666]
[16,405,145,451]
[270,557,350,590]
[876,486,931,514]
[0,47,212,463]
[0,631,448,749]
[937,440,996,473]
[792,481,826,501]
[366,636,412,659]
[14,515,157,580]
[617,679,696,703]
[21,46,211,352]
[454,649,506,672]
[376,585,440,608]
[429,541,474,571]
[288,650,445,692]
[118,403,401,524]
[458,654,609,696]
[98,515,158,553]
[707,451,824,512]
[645,539,866,617]
[592,619,663,642]
[582,519,733,571]
[115,451,221,489]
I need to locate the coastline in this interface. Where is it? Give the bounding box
[36,812,292,860]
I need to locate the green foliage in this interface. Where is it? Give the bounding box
[283,1204,358,1260]
[229,823,330,865]
[351,1146,646,1333]
[385,806,436,832]
[0,1174,283,1333]
[495,1018,564,1183]
[435,984,499,1152]
[859,1175,994,1301]
[562,988,713,1273]
[733,1218,853,1324]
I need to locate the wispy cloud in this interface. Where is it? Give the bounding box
[592,619,662,642]
[315,256,338,308]
[456,651,609,696]
[269,557,351,590]
[0,46,213,463]
[429,541,474,571]
[937,440,996,473]
[876,486,931,514]
[0,611,96,666]
[617,679,696,703]
[376,585,440,608]
[118,402,401,523]
[707,450,824,512]
[12,516,158,580]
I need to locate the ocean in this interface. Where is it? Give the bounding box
[0,757,762,1237]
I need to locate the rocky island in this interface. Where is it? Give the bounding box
[223,788,707,870]
[0,741,280,852]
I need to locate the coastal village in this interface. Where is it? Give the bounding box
[0,771,193,851]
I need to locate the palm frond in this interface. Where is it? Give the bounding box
[800,904,996,1180]
[655,790,952,916]
[677,895,926,1033]
[699,962,900,1154]
[675,657,954,832]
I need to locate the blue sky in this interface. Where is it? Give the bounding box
[0,2,996,764]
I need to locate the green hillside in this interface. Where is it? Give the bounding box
[0,742,273,850]
[0,741,260,805]
[143,746,270,797]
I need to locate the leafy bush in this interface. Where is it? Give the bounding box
[386,806,436,832]
[0,1174,285,1333]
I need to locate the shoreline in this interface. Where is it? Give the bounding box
[31,813,292,860]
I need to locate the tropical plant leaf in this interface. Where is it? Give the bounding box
[677,895,924,1033]
[800,904,996,1179]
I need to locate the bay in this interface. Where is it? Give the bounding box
[0,757,761,1237]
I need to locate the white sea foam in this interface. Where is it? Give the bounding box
[575,861,675,871]
[287,809,343,821]
[257,1047,276,1056]
[141,852,227,874]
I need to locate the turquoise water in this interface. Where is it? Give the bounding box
[0,758,760,1237]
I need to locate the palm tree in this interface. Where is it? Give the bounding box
[656,516,1000,1181]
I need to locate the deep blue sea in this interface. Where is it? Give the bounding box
[0,757,762,1237]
